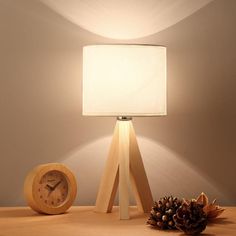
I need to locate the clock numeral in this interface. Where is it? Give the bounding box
[48,179,55,182]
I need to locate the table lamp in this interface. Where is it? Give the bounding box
[83,44,166,219]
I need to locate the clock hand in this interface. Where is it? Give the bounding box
[45,184,54,191]
[46,180,62,198]
[51,180,62,191]
[45,184,54,197]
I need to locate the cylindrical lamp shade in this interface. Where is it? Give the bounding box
[83,45,166,116]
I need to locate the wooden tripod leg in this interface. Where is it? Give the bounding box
[94,122,120,213]
[95,120,153,217]
[118,120,130,219]
[130,172,144,212]
[129,122,153,213]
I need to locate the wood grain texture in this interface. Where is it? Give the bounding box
[94,122,120,213]
[24,163,77,215]
[95,120,153,219]
[118,121,130,219]
[0,206,235,236]
[129,122,153,213]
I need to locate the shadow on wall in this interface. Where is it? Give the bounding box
[0,0,115,206]
[0,0,235,206]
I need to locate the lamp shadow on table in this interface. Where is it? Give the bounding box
[208,217,235,226]
[0,209,36,218]
[0,208,69,218]
[148,228,216,236]
[179,234,215,236]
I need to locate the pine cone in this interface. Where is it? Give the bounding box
[147,196,182,230]
[173,200,207,235]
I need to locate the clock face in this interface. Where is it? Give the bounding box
[37,170,69,208]
[24,163,77,214]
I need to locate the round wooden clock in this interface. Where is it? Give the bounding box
[24,163,77,215]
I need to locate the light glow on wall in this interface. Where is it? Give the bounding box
[61,136,225,205]
[41,0,213,39]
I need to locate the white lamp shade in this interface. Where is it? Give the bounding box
[83,45,166,116]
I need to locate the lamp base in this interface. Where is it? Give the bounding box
[94,119,153,219]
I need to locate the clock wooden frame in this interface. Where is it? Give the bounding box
[24,163,77,215]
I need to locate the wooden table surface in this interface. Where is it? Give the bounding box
[0,206,235,236]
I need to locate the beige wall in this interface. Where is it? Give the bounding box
[0,0,235,206]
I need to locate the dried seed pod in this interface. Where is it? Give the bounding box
[196,192,225,221]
